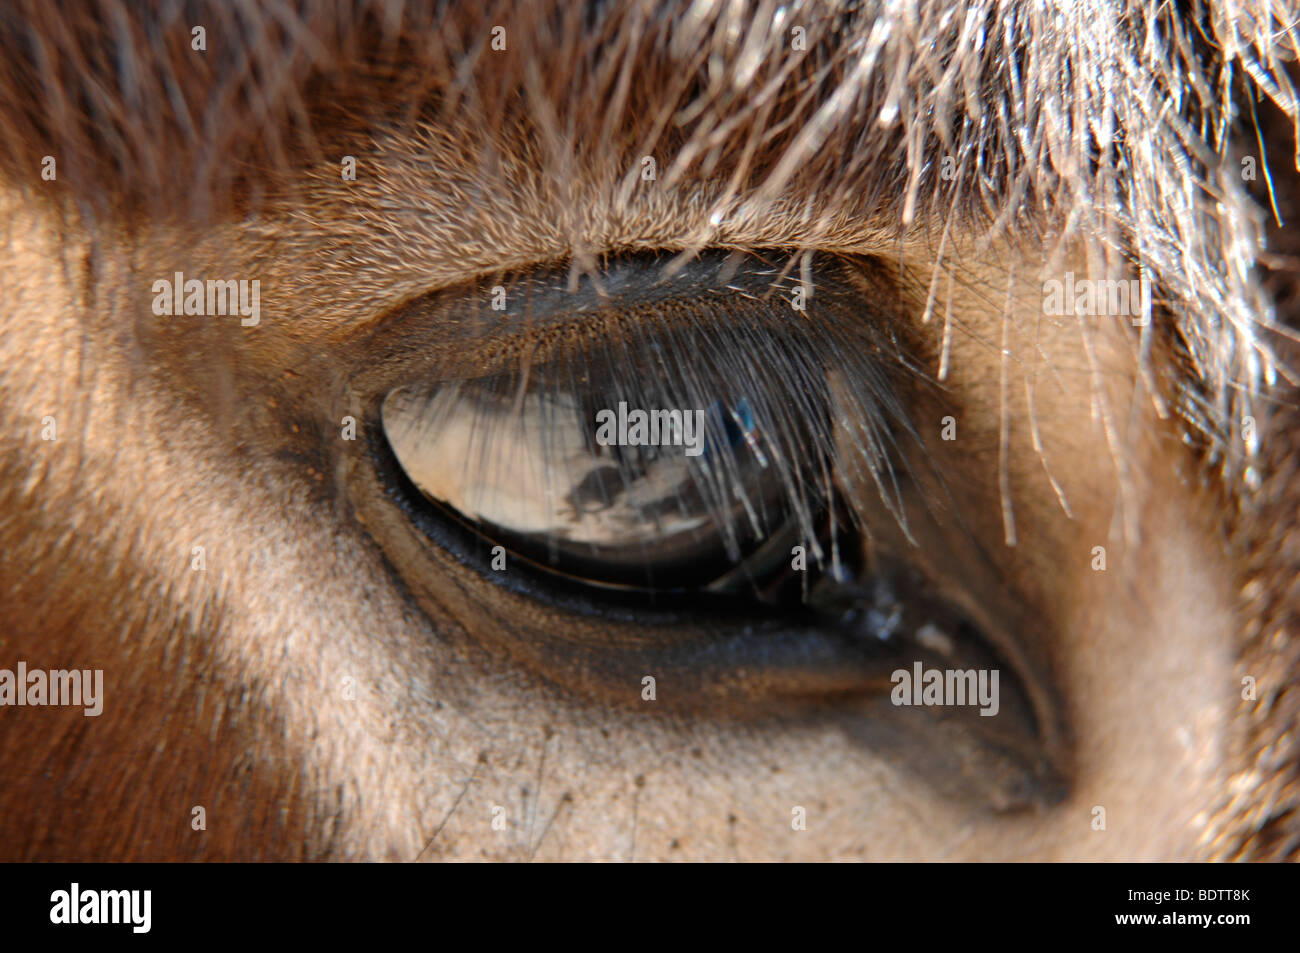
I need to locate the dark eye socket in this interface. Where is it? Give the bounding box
[344,250,1069,811]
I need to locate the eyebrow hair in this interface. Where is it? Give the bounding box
[0,0,1294,456]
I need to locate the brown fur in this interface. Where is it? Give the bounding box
[0,0,1297,860]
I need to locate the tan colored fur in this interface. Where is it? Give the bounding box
[0,0,1296,860]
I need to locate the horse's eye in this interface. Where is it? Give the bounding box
[367,249,940,616]
[380,323,838,598]
[372,251,912,609]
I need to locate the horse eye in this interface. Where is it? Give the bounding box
[355,252,1065,807]
[380,317,843,598]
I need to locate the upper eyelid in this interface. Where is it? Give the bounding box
[346,249,918,401]
[347,251,813,382]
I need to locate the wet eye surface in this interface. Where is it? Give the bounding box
[380,318,840,596]
[343,251,1069,811]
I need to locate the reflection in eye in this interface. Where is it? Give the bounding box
[381,318,844,595]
